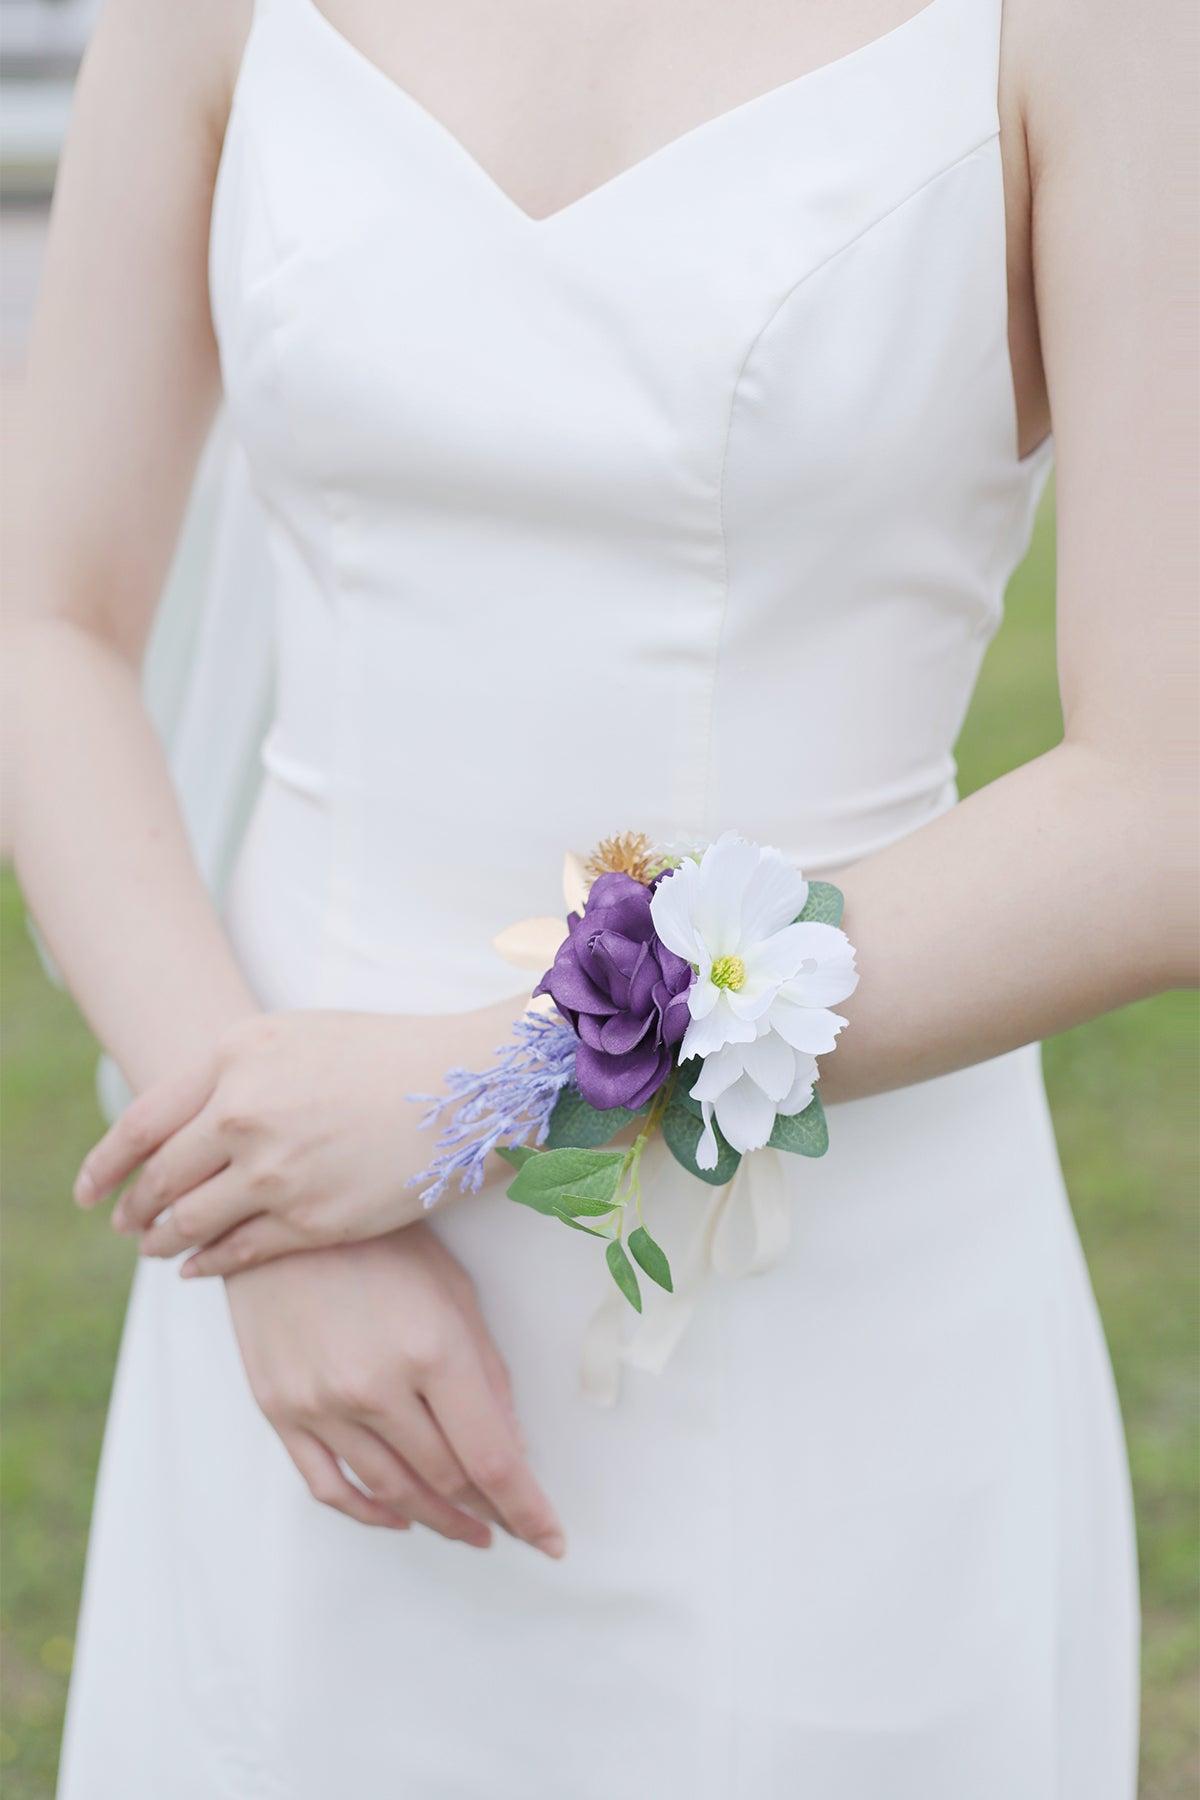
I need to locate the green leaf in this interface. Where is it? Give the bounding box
[672,1059,704,1119]
[507,1147,624,1216]
[767,1091,829,1157]
[605,1238,642,1312]
[549,1205,613,1238]
[495,1144,537,1171]
[795,880,844,927]
[661,1100,741,1187]
[546,1085,636,1149]
[628,1226,673,1293]
[556,1193,624,1218]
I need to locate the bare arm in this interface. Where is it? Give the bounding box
[822,0,1198,1102]
[2,0,563,1552]
[2,0,259,1089]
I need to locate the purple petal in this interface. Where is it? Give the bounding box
[598,1009,652,1055]
[574,1040,668,1111]
[541,959,620,1017]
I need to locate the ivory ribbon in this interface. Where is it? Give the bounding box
[579,1147,793,1406]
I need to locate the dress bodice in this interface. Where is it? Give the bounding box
[208,0,1051,1008]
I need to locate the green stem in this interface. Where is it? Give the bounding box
[619,1070,676,1215]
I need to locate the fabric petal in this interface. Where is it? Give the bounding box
[742,922,825,987]
[696,1102,719,1172]
[713,1073,777,1154]
[776,1054,820,1115]
[736,850,809,947]
[656,985,692,1048]
[776,931,859,1008]
[598,1009,652,1055]
[680,1001,755,1061]
[687,977,719,1019]
[689,1042,747,1103]
[539,958,619,1017]
[648,862,702,961]
[692,835,762,949]
[724,981,780,1023]
[767,998,848,1056]
[574,1039,666,1111]
[737,1029,795,1104]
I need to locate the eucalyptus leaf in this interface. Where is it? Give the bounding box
[661,1100,741,1187]
[795,880,844,927]
[556,1193,625,1218]
[495,1144,537,1172]
[628,1226,673,1293]
[546,1085,636,1149]
[672,1058,704,1119]
[550,1205,614,1238]
[605,1238,642,1312]
[507,1147,624,1216]
[767,1091,829,1157]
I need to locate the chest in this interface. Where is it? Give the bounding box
[306,0,945,222]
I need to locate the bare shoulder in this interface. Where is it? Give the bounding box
[79,0,256,155]
[1000,0,1193,168]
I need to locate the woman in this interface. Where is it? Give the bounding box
[6,0,1193,1793]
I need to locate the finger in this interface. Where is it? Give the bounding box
[285,1431,411,1532]
[423,1349,565,1558]
[112,1110,228,1234]
[136,1167,263,1260]
[324,1422,491,1549]
[370,1394,504,1529]
[421,1240,523,1445]
[460,1303,523,1447]
[176,1212,308,1276]
[74,1057,216,1208]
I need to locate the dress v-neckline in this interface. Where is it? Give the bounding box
[293,0,951,228]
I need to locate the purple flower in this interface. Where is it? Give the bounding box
[534,871,693,1110]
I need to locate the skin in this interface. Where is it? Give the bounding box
[4,0,1196,1540]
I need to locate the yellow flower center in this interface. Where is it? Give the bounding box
[710,954,746,992]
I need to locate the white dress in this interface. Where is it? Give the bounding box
[58,0,1141,1793]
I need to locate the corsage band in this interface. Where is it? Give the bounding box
[412,830,858,1400]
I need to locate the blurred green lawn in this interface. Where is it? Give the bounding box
[2,489,1197,1797]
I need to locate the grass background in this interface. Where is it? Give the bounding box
[1,489,1197,1795]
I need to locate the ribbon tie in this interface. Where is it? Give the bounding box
[579,1144,792,1406]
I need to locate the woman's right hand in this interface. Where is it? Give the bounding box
[225,1223,566,1559]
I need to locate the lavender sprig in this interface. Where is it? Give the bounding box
[408,1010,579,1207]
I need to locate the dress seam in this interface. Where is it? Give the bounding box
[703,130,1000,842]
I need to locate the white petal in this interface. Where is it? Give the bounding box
[736,850,809,947]
[680,1001,755,1062]
[737,1029,795,1104]
[768,998,848,1056]
[742,922,824,987]
[692,835,762,949]
[649,861,702,961]
[776,1053,820,1115]
[687,977,720,1020]
[776,924,859,1006]
[779,959,860,1009]
[724,980,779,1023]
[689,1043,746,1102]
[713,1074,777,1154]
[696,1102,719,1171]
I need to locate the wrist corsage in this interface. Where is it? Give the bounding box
[412,831,858,1318]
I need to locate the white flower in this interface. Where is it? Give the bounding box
[649,832,859,1162]
[690,1024,820,1167]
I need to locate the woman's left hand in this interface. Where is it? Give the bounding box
[73,1004,524,1276]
